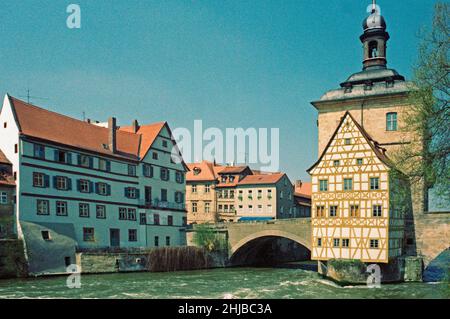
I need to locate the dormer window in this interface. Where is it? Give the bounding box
[344,85,353,94]
[193,167,201,175]
[386,79,395,88]
[221,176,227,183]
[364,81,373,91]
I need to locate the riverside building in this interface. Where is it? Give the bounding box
[0,95,188,273]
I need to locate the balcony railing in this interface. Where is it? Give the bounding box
[139,200,186,211]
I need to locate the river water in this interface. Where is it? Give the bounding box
[0,266,448,299]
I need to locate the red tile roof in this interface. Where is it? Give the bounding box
[218,166,249,174]
[7,96,174,162]
[186,161,221,182]
[0,149,11,165]
[237,173,285,185]
[295,182,312,198]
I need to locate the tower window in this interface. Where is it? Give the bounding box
[369,41,378,58]
[386,112,398,131]
[344,85,353,94]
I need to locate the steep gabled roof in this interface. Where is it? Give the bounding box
[307,111,395,173]
[8,96,140,160]
[119,122,165,159]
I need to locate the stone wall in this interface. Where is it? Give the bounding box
[0,185,15,239]
[78,246,225,274]
[0,239,28,278]
[319,258,407,285]
[413,213,450,265]
[21,221,77,276]
[79,252,147,274]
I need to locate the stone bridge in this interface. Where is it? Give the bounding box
[188,218,312,266]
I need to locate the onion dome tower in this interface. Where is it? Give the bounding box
[361,0,389,70]
[339,0,405,88]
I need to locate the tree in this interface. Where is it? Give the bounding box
[192,224,229,252]
[399,3,449,204]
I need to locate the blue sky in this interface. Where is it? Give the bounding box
[0,0,438,181]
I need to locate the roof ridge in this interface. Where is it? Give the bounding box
[9,96,140,138]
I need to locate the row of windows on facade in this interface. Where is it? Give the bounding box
[35,199,187,226]
[31,144,184,182]
[192,186,289,200]
[315,204,383,218]
[32,172,185,203]
[331,158,365,167]
[192,202,295,215]
[41,228,172,246]
[318,177,380,192]
[316,238,380,249]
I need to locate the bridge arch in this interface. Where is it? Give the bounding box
[231,229,311,255]
[229,229,312,266]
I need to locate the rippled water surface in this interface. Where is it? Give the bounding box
[0,267,448,299]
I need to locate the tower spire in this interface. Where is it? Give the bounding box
[360,1,389,70]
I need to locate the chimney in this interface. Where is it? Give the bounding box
[86,118,91,124]
[295,180,303,189]
[108,117,117,153]
[132,119,139,133]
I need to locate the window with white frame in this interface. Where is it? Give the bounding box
[37,200,49,215]
[119,207,127,220]
[79,203,90,218]
[33,172,46,188]
[56,176,69,190]
[127,208,137,221]
[96,205,106,219]
[386,112,398,131]
[56,201,68,216]
[79,180,90,193]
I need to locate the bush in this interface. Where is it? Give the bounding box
[192,224,229,252]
